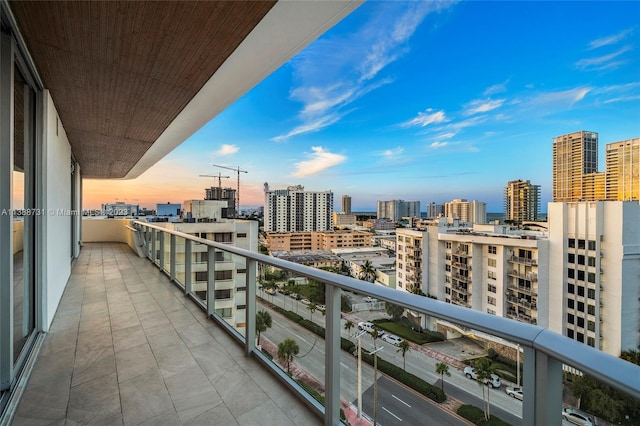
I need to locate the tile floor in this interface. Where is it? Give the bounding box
[13,243,321,426]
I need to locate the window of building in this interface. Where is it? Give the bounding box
[568,239,576,248]
[237,269,246,274]
[487,296,496,305]
[578,239,585,249]
[588,240,596,251]
[237,286,246,292]
[568,283,575,294]
[587,288,595,299]
[568,313,574,324]
[577,332,584,343]
[577,317,585,328]
[487,309,496,315]
[587,304,595,315]
[195,271,208,282]
[588,256,596,267]
[237,233,247,238]
[488,284,497,293]
[398,254,403,260]
[577,255,585,265]
[445,265,451,272]
[488,245,497,254]
[567,329,574,338]
[577,270,585,281]
[445,287,451,295]
[237,304,246,310]
[587,337,595,347]
[215,308,233,318]
[487,271,496,280]
[488,258,497,267]
[577,286,585,297]
[568,299,575,309]
[568,253,575,263]
[587,321,595,332]
[195,290,207,300]
[215,251,225,261]
[445,242,452,249]
[577,301,585,311]
[568,269,575,279]
[587,273,595,283]
[214,232,233,243]
[214,289,232,299]
[215,270,233,280]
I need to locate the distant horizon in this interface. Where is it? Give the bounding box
[83,1,639,212]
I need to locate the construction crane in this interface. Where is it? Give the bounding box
[199,172,230,191]
[212,164,248,217]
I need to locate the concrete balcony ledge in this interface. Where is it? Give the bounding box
[13,242,319,426]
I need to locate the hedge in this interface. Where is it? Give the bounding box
[457,404,511,425]
[372,319,445,345]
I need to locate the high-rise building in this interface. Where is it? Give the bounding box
[552,131,599,201]
[548,201,640,355]
[263,183,333,232]
[605,138,639,201]
[444,199,486,224]
[504,180,541,223]
[376,199,420,222]
[342,195,352,214]
[425,202,444,219]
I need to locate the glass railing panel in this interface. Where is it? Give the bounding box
[190,240,208,305]
[154,230,161,265]
[211,250,246,339]
[173,236,186,289]
[162,230,171,274]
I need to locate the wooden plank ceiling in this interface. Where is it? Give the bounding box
[10,1,275,178]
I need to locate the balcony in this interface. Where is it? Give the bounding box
[8,221,640,426]
[508,256,538,266]
[507,270,538,282]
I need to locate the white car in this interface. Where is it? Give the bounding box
[381,334,403,346]
[363,296,378,303]
[357,321,384,336]
[505,386,523,400]
[562,408,594,426]
[463,366,501,388]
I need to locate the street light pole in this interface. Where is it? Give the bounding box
[369,347,383,426]
[353,330,366,419]
[516,343,521,387]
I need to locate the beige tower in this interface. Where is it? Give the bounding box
[552,131,598,201]
[606,138,639,201]
[504,179,541,223]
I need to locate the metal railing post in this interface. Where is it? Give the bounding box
[245,259,257,355]
[522,346,562,426]
[151,228,156,264]
[158,231,165,271]
[169,234,176,281]
[207,246,216,318]
[184,239,192,295]
[324,284,341,426]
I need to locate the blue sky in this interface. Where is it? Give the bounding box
[85,1,640,212]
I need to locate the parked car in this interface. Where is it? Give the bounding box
[301,298,311,305]
[562,408,594,426]
[463,366,501,388]
[289,293,301,300]
[363,296,378,303]
[381,334,403,346]
[264,287,277,295]
[505,386,523,400]
[316,304,325,312]
[280,289,291,296]
[357,321,385,336]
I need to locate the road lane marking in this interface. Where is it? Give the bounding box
[392,394,411,407]
[382,407,402,421]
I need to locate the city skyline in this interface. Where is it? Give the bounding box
[83,1,640,212]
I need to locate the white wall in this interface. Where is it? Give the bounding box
[43,92,73,330]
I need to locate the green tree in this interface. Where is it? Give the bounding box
[277,338,300,374]
[307,302,317,322]
[435,362,451,395]
[344,320,354,337]
[359,260,376,282]
[474,358,495,421]
[255,310,272,346]
[397,340,411,370]
[621,349,640,365]
[385,302,404,321]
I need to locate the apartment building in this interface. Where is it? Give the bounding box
[396,223,549,327]
[606,138,639,201]
[552,130,599,202]
[265,230,372,252]
[263,183,333,232]
[342,194,352,214]
[333,247,396,288]
[377,199,420,222]
[548,201,640,355]
[425,202,444,219]
[332,211,357,227]
[444,199,487,224]
[504,179,541,223]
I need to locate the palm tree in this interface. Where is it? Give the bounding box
[255,310,272,347]
[435,362,451,394]
[397,340,411,371]
[359,260,376,282]
[307,302,317,322]
[474,358,494,421]
[344,320,354,337]
[277,338,300,374]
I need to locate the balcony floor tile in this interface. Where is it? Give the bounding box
[14,243,320,425]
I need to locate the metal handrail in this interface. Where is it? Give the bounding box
[133,221,640,419]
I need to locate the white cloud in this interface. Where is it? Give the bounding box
[380,147,405,159]
[529,87,591,107]
[273,1,457,141]
[212,144,238,156]
[436,132,456,140]
[589,28,634,49]
[575,46,632,71]
[430,141,449,149]
[603,95,640,104]
[483,80,509,96]
[401,109,448,127]
[291,146,346,177]
[464,98,505,115]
